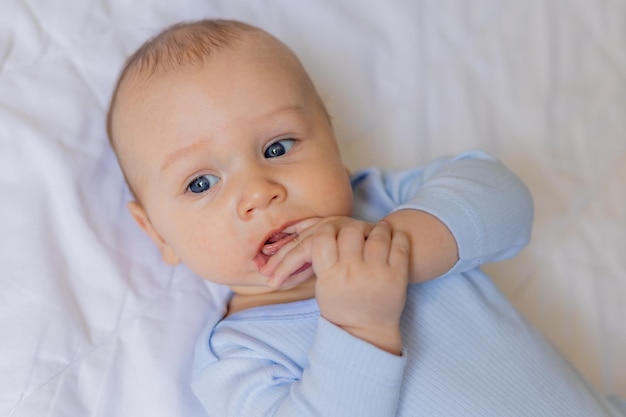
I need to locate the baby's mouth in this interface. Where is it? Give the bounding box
[254,231,297,269]
[262,232,296,256]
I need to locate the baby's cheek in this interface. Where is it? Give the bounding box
[180,237,216,266]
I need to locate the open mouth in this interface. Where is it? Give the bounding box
[262,232,296,255]
[253,231,297,269]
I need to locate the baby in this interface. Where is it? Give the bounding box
[107,19,625,417]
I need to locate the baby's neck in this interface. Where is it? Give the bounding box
[226,278,316,317]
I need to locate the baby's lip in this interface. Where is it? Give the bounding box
[253,227,298,270]
[261,232,296,256]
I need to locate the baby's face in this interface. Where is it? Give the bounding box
[112,41,353,292]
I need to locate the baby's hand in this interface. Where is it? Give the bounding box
[262,217,410,354]
[313,221,410,355]
[261,217,375,288]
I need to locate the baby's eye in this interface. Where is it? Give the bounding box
[264,138,296,158]
[187,174,220,193]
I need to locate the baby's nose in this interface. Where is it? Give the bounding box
[236,175,286,219]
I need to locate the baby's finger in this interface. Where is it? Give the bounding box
[267,238,314,286]
[262,218,323,277]
[273,266,315,289]
[261,233,305,276]
[363,221,392,262]
[388,229,410,268]
[335,222,368,262]
[282,217,323,235]
[311,222,339,274]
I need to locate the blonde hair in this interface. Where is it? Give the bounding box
[106,19,271,197]
[106,19,326,199]
[106,19,263,150]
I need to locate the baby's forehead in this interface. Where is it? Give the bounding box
[113,31,312,139]
[130,28,288,81]
[118,31,311,116]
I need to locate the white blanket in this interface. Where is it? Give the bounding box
[1,1,624,415]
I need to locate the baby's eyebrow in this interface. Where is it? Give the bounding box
[160,105,305,173]
[161,141,208,174]
[257,104,304,120]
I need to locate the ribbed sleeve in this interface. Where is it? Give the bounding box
[192,152,624,416]
[192,302,405,417]
[351,149,534,277]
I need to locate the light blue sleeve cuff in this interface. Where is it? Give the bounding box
[300,317,407,416]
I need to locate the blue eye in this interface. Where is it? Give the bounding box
[264,139,296,158]
[187,174,220,193]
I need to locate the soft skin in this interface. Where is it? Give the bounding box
[110,31,457,354]
[111,36,354,292]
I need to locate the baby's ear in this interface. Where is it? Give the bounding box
[127,201,180,265]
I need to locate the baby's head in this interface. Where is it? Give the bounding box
[107,19,290,198]
[107,19,353,291]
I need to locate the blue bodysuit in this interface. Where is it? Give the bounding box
[192,150,625,416]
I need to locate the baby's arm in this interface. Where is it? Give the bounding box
[382,209,457,283]
[354,149,534,281]
[264,218,410,353]
[194,222,410,416]
[193,312,408,417]
[265,150,533,285]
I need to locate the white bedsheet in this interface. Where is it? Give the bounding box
[1,1,624,415]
